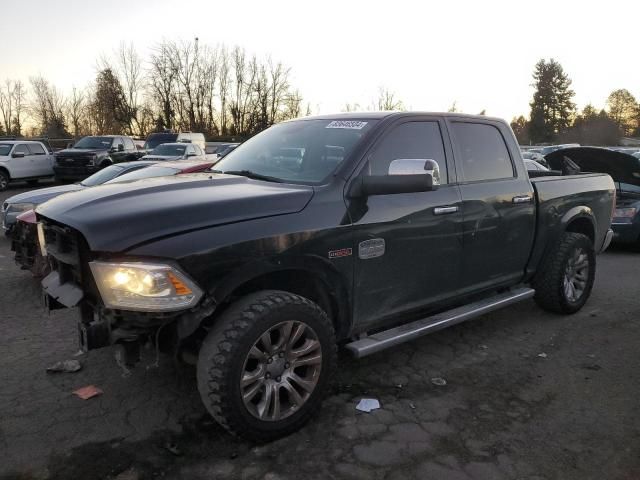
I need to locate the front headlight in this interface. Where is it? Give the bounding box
[614,207,637,218]
[8,202,35,213]
[89,261,203,312]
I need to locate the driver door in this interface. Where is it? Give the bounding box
[8,144,33,178]
[348,118,463,330]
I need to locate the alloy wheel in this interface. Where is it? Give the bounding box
[241,321,322,422]
[563,247,589,302]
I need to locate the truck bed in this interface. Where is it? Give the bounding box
[526,173,615,278]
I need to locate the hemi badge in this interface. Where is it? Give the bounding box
[328,248,352,259]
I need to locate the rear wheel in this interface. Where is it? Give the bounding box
[197,290,336,442]
[0,170,9,191]
[533,232,595,314]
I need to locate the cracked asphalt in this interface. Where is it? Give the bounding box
[1,182,640,480]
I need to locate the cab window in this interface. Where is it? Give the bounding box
[365,121,448,183]
[451,122,514,182]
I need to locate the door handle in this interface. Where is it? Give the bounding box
[512,195,532,204]
[433,205,459,215]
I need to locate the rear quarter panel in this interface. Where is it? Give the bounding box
[527,173,615,278]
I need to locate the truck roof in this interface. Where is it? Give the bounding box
[293,111,505,123]
[0,140,47,144]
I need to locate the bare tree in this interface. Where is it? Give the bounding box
[0,80,15,135]
[65,87,87,137]
[376,87,404,111]
[218,46,231,135]
[148,42,178,130]
[30,76,68,137]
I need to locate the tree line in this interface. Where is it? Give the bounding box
[1,47,637,146]
[0,39,307,140]
[511,58,640,145]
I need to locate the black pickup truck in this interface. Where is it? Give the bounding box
[37,113,614,441]
[53,135,143,181]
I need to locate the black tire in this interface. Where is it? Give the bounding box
[0,170,9,191]
[533,232,595,314]
[197,290,337,442]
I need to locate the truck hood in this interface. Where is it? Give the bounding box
[55,148,109,156]
[5,183,85,206]
[545,147,640,187]
[37,174,314,252]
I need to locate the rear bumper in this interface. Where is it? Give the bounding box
[600,228,614,252]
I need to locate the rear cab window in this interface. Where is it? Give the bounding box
[450,122,514,183]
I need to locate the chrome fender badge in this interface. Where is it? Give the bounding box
[358,238,385,259]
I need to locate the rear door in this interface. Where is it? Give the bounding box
[447,120,535,293]
[349,117,464,330]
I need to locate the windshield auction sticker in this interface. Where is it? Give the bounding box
[325,121,368,129]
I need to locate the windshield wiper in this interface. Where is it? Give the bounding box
[217,170,283,183]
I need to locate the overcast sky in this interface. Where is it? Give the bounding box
[2,0,638,120]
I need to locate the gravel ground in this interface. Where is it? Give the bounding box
[1,182,639,480]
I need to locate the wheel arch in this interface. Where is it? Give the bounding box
[202,259,352,341]
[562,206,596,244]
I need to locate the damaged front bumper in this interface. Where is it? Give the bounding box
[42,269,216,363]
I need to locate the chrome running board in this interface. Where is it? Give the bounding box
[345,287,535,358]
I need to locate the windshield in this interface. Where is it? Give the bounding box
[105,165,178,183]
[214,119,377,184]
[143,133,178,150]
[0,143,12,156]
[152,144,186,156]
[81,165,126,186]
[73,136,113,149]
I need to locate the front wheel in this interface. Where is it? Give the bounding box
[533,232,595,314]
[197,290,336,442]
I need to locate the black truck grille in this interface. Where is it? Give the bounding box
[55,155,93,166]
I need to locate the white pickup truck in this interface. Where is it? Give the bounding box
[0,140,55,191]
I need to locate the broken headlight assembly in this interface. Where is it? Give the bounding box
[89,261,203,312]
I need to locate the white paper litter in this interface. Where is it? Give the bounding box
[356,398,380,413]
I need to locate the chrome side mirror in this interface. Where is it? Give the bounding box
[388,158,441,186]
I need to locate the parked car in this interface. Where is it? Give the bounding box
[215,143,240,158]
[143,132,206,151]
[524,159,550,172]
[545,147,640,246]
[141,142,206,162]
[53,135,144,182]
[12,159,216,274]
[2,160,157,235]
[522,150,548,165]
[38,112,614,441]
[0,141,55,191]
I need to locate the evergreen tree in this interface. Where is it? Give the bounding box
[528,59,575,143]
